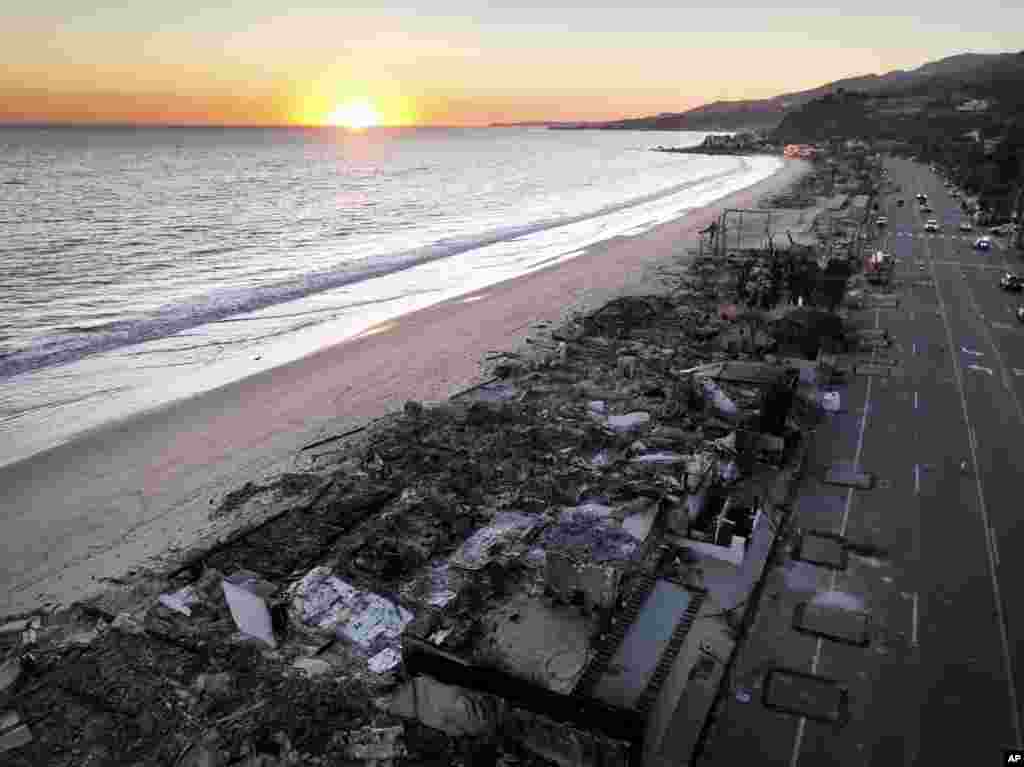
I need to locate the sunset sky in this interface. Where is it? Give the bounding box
[3,2,1021,127]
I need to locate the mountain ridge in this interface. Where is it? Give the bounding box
[558,51,1019,132]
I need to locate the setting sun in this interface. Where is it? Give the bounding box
[327,100,381,130]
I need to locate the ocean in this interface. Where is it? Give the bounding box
[0,126,781,466]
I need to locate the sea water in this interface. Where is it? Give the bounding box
[0,125,780,465]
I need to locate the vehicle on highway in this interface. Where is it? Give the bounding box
[1018,306,1024,323]
[925,219,939,232]
[990,223,1017,236]
[975,236,992,250]
[1000,273,1024,291]
[921,204,933,213]
[876,216,888,227]
[916,193,927,203]
[959,221,973,232]
[896,198,905,207]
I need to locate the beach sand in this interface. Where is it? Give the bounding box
[0,157,811,617]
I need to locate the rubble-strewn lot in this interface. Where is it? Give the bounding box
[1,155,881,767]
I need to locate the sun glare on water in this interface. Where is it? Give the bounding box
[327,100,381,130]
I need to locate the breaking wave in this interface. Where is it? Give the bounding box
[0,159,751,380]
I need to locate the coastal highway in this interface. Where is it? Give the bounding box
[793,158,1024,765]
[896,157,1024,762]
[805,158,1024,764]
[700,156,1024,766]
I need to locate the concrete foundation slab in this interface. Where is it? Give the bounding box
[478,595,594,695]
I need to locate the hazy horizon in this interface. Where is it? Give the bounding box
[5,2,1023,128]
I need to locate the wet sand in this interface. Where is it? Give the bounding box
[0,157,810,617]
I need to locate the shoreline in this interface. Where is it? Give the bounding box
[0,158,811,617]
[0,151,772,471]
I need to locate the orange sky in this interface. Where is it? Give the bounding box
[3,4,1021,127]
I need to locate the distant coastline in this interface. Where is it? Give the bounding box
[488,120,599,129]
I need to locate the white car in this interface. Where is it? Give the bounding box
[975,236,992,250]
[925,219,939,232]
[876,216,888,227]
[959,221,973,232]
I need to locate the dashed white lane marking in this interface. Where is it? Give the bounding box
[912,592,920,646]
[912,342,917,354]
[967,364,994,376]
[994,322,1014,331]
[962,347,984,357]
[1015,369,1024,377]
[914,463,920,494]
[914,391,919,410]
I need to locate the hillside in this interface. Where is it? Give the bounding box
[770,51,1024,224]
[773,51,1024,143]
[566,51,1018,133]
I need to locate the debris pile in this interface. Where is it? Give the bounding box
[0,161,856,767]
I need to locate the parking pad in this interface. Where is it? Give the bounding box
[792,601,871,646]
[793,530,847,570]
[823,466,875,489]
[762,668,850,724]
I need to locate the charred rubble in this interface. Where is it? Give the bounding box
[1,165,868,767]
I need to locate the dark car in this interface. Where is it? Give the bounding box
[897,199,905,207]
[1000,273,1024,292]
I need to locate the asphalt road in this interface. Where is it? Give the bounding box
[699,156,1024,766]
[888,156,1024,761]
[813,157,1024,764]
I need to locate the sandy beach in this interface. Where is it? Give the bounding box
[0,157,810,618]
